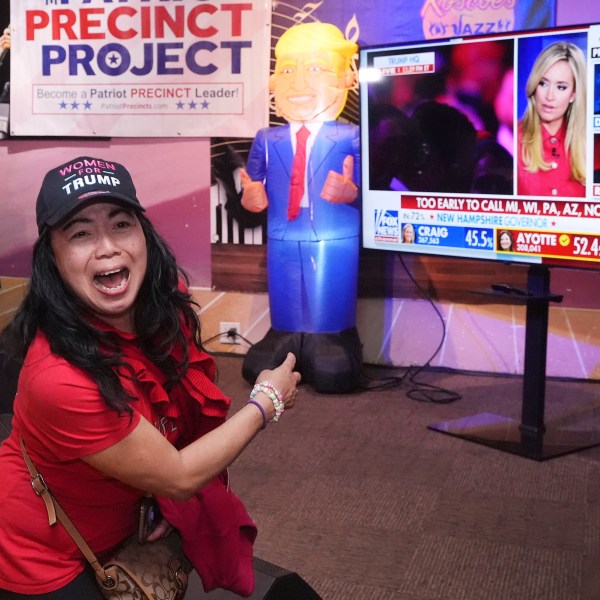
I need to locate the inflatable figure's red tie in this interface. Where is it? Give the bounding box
[288,125,310,220]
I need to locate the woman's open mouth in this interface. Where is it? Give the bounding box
[93,268,130,293]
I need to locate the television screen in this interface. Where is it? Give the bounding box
[359,23,600,269]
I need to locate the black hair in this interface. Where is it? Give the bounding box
[411,101,478,194]
[368,103,421,191]
[471,139,514,195]
[0,212,201,415]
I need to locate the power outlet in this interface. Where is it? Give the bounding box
[219,322,240,344]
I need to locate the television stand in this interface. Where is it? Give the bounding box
[428,264,600,460]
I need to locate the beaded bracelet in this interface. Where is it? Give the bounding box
[258,381,285,421]
[246,399,268,429]
[250,381,285,422]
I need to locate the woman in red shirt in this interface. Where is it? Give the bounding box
[517,40,587,197]
[0,156,301,598]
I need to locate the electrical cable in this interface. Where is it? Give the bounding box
[200,252,460,403]
[397,254,461,404]
[201,330,254,353]
[357,254,461,402]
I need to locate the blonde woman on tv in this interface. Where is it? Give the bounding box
[517,41,587,198]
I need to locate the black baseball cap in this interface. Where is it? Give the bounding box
[36,156,145,234]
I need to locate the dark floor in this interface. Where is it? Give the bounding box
[210,356,600,600]
[3,356,600,599]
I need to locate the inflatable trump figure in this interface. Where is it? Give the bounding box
[240,22,362,393]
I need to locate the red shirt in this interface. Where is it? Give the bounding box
[0,326,229,594]
[517,122,585,198]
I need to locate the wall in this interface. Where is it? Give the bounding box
[556,1,600,26]
[2,1,600,382]
[194,264,600,381]
[0,139,212,285]
[192,0,600,381]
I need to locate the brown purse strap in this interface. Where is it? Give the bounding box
[19,436,111,585]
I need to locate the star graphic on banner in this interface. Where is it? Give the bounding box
[70,101,79,110]
[176,101,185,109]
[188,101,197,109]
[201,101,209,109]
[59,101,67,109]
[108,53,120,66]
[84,101,92,110]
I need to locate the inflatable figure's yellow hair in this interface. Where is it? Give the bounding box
[275,22,358,66]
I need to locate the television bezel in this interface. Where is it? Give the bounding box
[358,22,600,271]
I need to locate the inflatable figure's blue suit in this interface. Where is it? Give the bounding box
[240,22,363,393]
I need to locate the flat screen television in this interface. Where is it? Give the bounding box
[359,23,600,270]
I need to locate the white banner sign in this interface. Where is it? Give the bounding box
[9,0,271,138]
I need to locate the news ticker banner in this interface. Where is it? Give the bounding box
[371,192,600,264]
[9,0,271,138]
